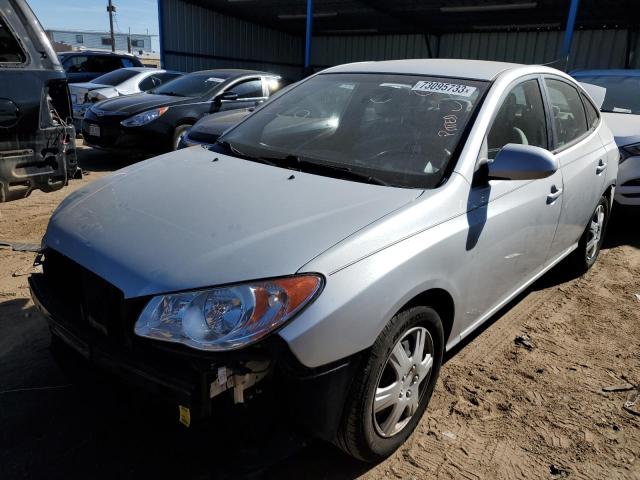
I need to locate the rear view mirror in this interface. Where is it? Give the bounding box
[488,143,558,181]
[0,98,19,129]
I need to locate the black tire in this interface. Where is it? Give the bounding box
[335,306,444,462]
[567,195,609,274]
[172,124,191,151]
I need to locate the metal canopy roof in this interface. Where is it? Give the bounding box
[185,0,640,35]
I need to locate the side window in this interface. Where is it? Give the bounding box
[64,55,89,73]
[138,75,160,91]
[121,58,135,68]
[227,79,264,99]
[0,15,26,63]
[581,93,600,129]
[486,79,548,160]
[544,78,589,148]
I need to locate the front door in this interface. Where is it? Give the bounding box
[459,77,563,335]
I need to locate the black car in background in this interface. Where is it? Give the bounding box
[82,69,283,155]
[0,0,78,202]
[58,51,144,83]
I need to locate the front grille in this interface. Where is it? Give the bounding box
[43,249,137,345]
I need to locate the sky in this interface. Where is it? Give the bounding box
[29,0,160,51]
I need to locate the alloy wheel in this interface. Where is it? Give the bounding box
[373,326,434,438]
[586,204,605,262]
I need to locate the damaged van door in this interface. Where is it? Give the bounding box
[0,0,78,202]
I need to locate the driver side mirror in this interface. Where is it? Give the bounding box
[488,143,558,181]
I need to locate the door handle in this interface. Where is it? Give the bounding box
[596,159,607,175]
[547,185,563,204]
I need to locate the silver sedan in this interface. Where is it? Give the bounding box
[31,59,618,461]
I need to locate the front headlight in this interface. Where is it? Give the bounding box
[620,142,640,163]
[121,107,168,127]
[134,274,323,351]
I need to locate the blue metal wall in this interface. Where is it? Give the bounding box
[160,0,303,78]
[310,29,638,71]
[159,0,640,76]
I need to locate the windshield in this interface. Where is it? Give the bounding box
[218,73,488,188]
[92,69,139,86]
[574,75,640,114]
[151,73,225,97]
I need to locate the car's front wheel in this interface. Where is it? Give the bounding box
[568,195,609,274]
[335,306,444,462]
[172,124,191,151]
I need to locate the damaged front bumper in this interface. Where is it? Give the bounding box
[28,257,360,436]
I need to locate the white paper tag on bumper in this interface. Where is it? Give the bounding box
[412,81,476,97]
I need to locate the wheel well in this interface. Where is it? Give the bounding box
[604,184,615,206]
[399,289,455,344]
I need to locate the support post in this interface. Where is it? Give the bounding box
[157,0,165,68]
[107,0,116,52]
[304,0,313,76]
[561,0,580,63]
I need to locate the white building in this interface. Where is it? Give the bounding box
[46,29,153,53]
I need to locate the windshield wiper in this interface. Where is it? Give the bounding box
[214,140,279,166]
[261,155,390,186]
[214,142,389,186]
[158,91,184,97]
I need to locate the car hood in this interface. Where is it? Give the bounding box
[191,109,252,135]
[602,112,640,146]
[93,92,195,115]
[44,147,421,299]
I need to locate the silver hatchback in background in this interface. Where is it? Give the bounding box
[30,59,618,461]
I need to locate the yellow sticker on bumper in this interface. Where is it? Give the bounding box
[178,405,191,427]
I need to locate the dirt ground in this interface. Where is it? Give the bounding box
[1,143,639,479]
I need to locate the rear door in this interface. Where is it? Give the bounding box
[543,76,607,259]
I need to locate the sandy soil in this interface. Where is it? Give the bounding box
[1,144,639,479]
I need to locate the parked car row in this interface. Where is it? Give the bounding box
[31,58,619,462]
[78,69,284,154]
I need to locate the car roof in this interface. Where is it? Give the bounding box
[323,58,526,81]
[58,50,138,58]
[185,69,279,79]
[119,67,180,73]
[571,69,640,77]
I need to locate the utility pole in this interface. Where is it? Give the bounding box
[107,0,116,52]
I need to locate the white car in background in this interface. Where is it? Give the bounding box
[572,69,640,206]
[69,67,183,131]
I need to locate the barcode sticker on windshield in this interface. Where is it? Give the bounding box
[411,81,477,97]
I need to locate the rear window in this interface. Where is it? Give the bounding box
[0,15,26,63]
